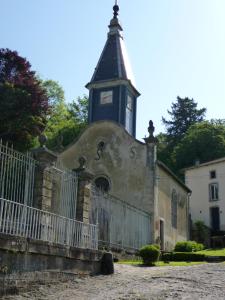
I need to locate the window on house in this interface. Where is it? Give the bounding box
[171,189,177,229]
[210,170,216,179]
[209,183,219,201]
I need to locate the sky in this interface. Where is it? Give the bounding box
[1,0,225,140]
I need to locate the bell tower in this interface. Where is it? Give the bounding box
[86,2,140,137]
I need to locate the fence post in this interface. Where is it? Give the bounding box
[74,157,94,224]
[32,144,58,212]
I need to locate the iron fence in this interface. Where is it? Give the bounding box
[0,140,36,206]
[0,141,78,219]
[48,160,78,219]
[0,197,98,250]
[91,188,151,251]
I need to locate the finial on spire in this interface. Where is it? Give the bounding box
[113,1,119,19]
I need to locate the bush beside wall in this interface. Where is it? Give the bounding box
[139,245,160,265]
[174,241,204,252]
[162,252,206,262]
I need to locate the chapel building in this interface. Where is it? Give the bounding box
[60,3,191,251]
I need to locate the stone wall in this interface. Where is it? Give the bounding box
[59,121,154,216]
[0,233,101,276]
[156,165,189,250]
[0,232,102,296]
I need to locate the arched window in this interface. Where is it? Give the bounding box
[171,189,177,229]
[95,176,110,193]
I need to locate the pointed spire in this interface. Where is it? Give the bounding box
[86,3,140,97]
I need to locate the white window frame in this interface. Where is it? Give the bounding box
[209,183,219,201]
[100,90,113,105]
[210,170,216,179]
[125,95,133,134]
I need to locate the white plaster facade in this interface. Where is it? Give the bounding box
[185,158,225,231]
[60,121,190,250]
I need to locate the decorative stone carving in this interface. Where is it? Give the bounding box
[74,156,87,172]
[144,120,158,144]
[95,141,106,161]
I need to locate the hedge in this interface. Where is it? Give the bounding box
[162,252,206,262]
[174,241,204,252]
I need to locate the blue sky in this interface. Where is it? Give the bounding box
[1,0,225,140]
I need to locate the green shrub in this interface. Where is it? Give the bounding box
[151,244,160,250]
[174,241,204,252]
[196,243,204,251]
[192,220,210,246]
[162,252,206,262]
[139,245,160,265]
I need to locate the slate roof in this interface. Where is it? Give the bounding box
[88,6,137,89]
[184,156,225,171]
[157,160,192,193]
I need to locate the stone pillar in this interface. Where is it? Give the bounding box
[144,120,158,244]
[75,170,94,223]
[32,147,58,211]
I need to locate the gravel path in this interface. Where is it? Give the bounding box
[3,263,225,300]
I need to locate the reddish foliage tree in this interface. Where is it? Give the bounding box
[0,48,49,151]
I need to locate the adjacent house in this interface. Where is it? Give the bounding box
[185,157,225,233]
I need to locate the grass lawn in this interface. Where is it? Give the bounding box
[197,248,225,256]
[116,248,225,267]
[117,260,206,267]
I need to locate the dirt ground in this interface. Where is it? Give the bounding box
[3,263,225,300]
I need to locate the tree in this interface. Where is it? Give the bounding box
[68,95,88,124]
[158,96,207,173]
[162,96,206,145]
[42,83,88,150]
[156,133,174,169]
[172,121,225,171]
[0,48,49,151]
[41,79,65,107]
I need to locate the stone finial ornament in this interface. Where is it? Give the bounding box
[76,156,86,172]
[113,1,119,18]
[148,120,155,137]
[38,134,48,148]
[144,120,158,144]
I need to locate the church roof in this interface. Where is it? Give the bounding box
[87,4,138,93]
[157,160,192,193]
